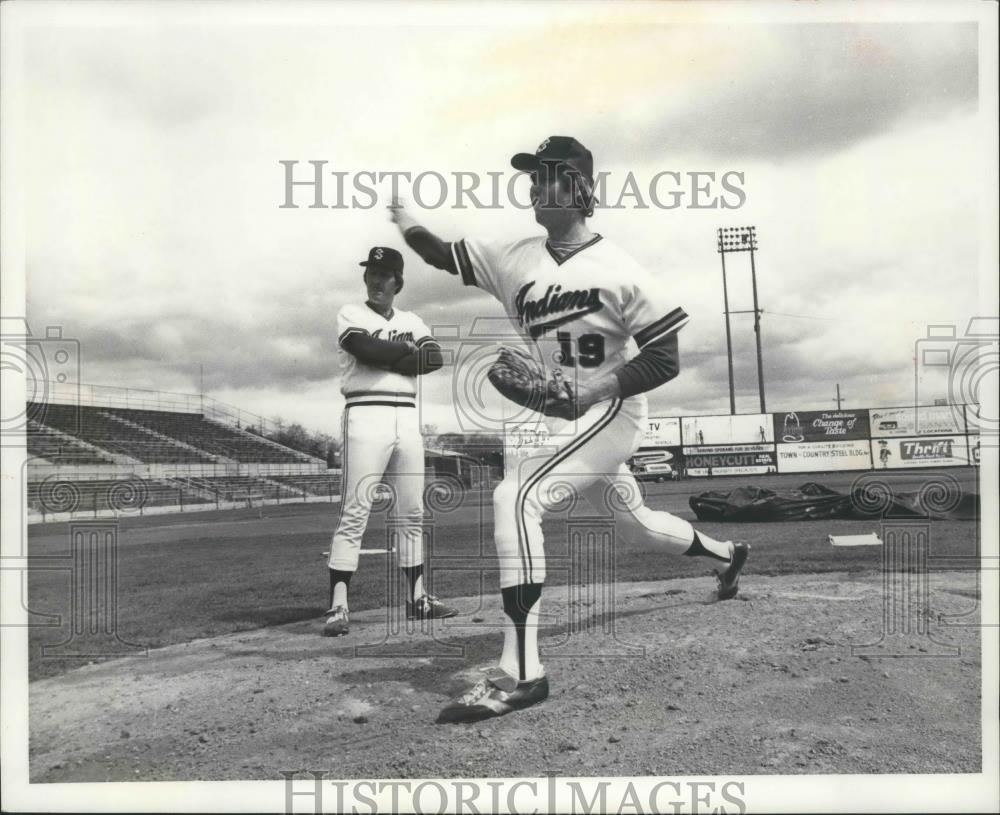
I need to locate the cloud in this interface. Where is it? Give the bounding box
[452,20,976,163]
[18,16,987,432]
[611,23,978,161]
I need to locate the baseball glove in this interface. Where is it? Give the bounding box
[487,346,578,420]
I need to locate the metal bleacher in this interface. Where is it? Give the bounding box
[26,398,332,518]
[31,403,216,464]
[101,408,311,464]
[27,420,114,465]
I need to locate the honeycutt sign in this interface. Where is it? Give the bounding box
[773,409,869,443]
[682,444,777,476]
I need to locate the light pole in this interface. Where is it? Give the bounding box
[717,226,766,414]
[718,247,736,415]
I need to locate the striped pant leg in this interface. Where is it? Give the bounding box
[579,463,694,553]
[328,406,396,572]
[494,399,628,588]
[383,407,425,569]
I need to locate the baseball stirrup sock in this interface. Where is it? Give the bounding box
[401,564,424,602]
[501,583,543,681]
[329,568,353,609]
[683,531,730,563]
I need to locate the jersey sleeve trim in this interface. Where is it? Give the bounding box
[415,335,438,347]
[634,307,689,348]
[338,326,369,346]
[451,239,477,287]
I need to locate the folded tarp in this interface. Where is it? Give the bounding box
[689,481,978,522]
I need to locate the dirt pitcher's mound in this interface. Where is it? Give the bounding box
[30,571,981,781]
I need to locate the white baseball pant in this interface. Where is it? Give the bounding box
[493,396,695,588]
[328,403,424,571]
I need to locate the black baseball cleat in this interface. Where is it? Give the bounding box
[715,542,750,601]
[407,594,457,620]
[322,606,349,637]
[436,667,549,724]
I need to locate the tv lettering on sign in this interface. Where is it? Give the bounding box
[773,410,870,443]
[642,416,682,447]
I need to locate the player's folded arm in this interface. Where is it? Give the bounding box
[341,330,412,366]
[390,355,418,376]
[389,339,443,376]
[415,337,444,374]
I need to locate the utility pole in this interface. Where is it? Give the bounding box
[833,383,843,410]
[748,239,766,414]
[720,250,736,415]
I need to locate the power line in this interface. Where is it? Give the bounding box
[764,310,842,322]
[764,310,937,326]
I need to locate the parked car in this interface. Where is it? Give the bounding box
[633,462,677,482]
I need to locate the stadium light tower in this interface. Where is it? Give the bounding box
[717,233,737,415]
[717,226,766,414]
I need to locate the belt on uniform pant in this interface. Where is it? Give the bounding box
[344,390,416,408]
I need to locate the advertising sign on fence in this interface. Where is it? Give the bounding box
[681,413,773,446]
[872,436,974,469]
[642,416,682,447]
[776,440,872,473]
[869,405,965,437]
[682,444,777,477]
[773,409,870,443]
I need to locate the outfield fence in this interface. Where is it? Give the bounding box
[506,403,983,478]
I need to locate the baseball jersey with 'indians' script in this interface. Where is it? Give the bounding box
[450,234,688,390]
[337,303,435,398]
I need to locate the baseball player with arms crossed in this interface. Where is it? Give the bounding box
[389,137,749,723]
[324,246,457,637]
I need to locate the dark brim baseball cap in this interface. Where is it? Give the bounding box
[359,246,403,273]
[511,136,594,181]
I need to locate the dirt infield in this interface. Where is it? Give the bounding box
[29,569,981,781]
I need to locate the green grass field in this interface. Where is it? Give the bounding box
[25,469,980,681]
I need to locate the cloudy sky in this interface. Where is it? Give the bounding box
[13,2,994,436]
